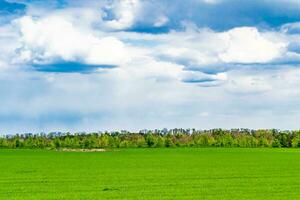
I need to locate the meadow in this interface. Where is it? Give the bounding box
[1,148,300,200]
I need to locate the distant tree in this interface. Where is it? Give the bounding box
[119,140,130,148]
[145,134,156,147]
[272,139,281,148]
[136,136,147,148]
[165,135,175,148]
[292,136,300,148]
[0,138,8,148]
[82,138,91,149]
[99,134,109,148]
[53,138,61,149]
[14,138,21,148]
[156,136,165,148]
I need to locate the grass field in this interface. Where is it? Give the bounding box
[1,148,300,200]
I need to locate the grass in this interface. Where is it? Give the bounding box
[1,148,300,199]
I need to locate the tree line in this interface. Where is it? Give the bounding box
[1,129,300,149]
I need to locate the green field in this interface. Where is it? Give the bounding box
[1,148,300,200]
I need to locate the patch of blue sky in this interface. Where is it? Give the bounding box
[0,113,24,123]
[0,0,25,24]
[186,67,228,75]
[32,62,116,73]
[182,78,216,84]
[127,0,300,33]
[192,0,300,30]
[1,0,25,12]
[5,0,68,9]
[128,25,171,34]
[0,111,84,130]
[36,111,83,125]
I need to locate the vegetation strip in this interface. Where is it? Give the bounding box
[1,129,300,148]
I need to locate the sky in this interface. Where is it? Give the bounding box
[1,0,300,133]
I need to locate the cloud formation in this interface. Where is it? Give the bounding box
[16,15,129,66]
[1,0,300,133]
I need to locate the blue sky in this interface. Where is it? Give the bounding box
[1,0,300,133]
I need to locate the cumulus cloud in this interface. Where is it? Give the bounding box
[154,26,287,69]
[104,0,140,30]
[0,24,19,70]
[219,27,286,63]
[15,15,129,66]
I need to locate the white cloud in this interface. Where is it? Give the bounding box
[16,15,129,66]
[120,59,183,81]
[281,22,300,34]
[153,27,287,67]
[224,67,300,97]
[219,27,286,63]
[0,24,19,70]
[105,0,140,30]
[154,16,169,27]
[201,0,220,4]
[225,72,273,94]
[0,60,8,70]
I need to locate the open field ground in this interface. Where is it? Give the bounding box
[1,148,300,199]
